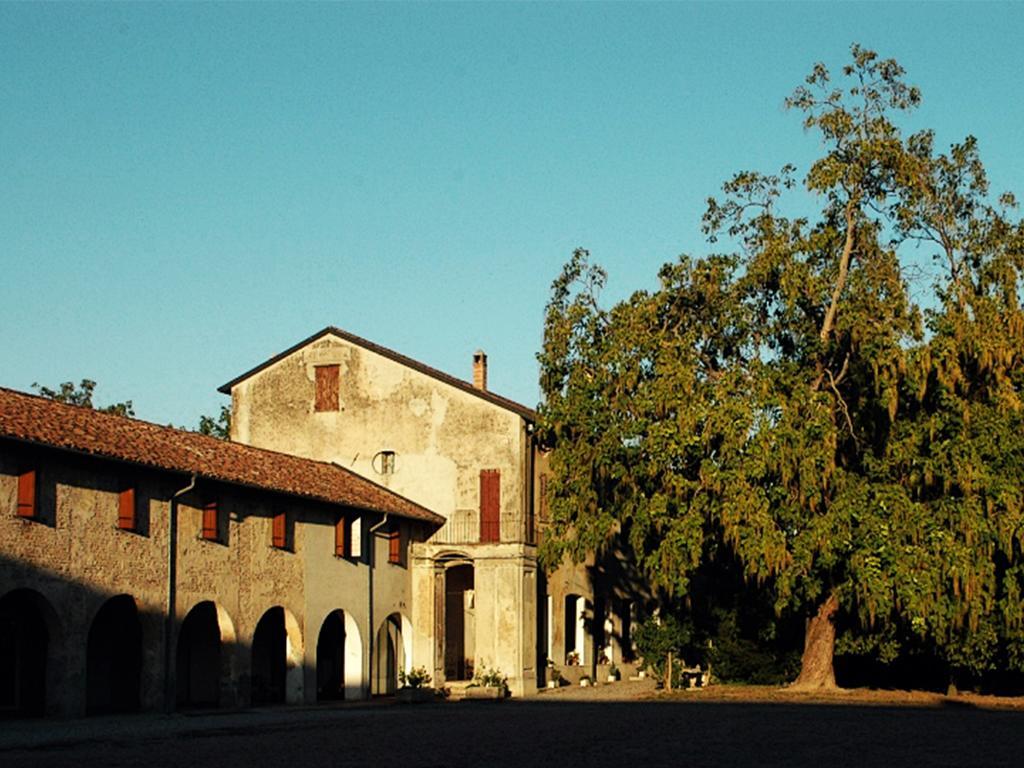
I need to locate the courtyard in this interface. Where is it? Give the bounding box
[4,682,1024,768]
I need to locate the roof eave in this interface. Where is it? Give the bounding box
[0,432,443,526]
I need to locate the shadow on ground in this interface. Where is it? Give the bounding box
[5,693,1024,768]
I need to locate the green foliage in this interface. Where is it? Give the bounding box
[197,405,231,440]
[398,666,432,689]
[633,615,695,682]
[538,44,1024,684]
[709,609,801,685]
[32,379,135,417]
[471,666,508,690]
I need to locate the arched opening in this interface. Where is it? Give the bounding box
[251,606,303,706]
[444,564,475,681]
[86,594,141,715]
[564,594,589,666]
[372,613,404,695]
[176,601,234,709]
[316,609,362,701]
[0,589,59,718]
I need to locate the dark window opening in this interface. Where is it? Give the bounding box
[335,515,362,559]
[334,515,351,557]
[374,450,396,475]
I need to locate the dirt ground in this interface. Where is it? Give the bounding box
[5,681,1024,767]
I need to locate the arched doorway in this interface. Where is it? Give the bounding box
[86,594,141,715]
[372,613,404,695]
[251,606,303,706]
[316,610,362,701]
[0,589,59,717]
[176,601,234,709]
[444,564,475,680]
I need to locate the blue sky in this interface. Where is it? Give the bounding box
[2,2,1022,426]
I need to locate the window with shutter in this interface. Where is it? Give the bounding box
[388,528,401,564]
[16,469,37,519]
[314,365,340,412]
[479,469,500,543]
[118,486,137,531]
[334,515,347,557]
[201,501,219,541]
[272,510,287,549]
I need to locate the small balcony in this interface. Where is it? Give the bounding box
[429,509,535,546]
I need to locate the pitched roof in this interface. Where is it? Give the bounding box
[0,386,443,525]
[217,326,538,421]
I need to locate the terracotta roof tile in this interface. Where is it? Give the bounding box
[0,386,443,526]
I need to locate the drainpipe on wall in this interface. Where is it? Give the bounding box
[164,472,196,712]
[367,512,389,697]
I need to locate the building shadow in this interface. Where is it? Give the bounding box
[0,554,409,720]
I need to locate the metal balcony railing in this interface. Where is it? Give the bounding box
[429,509,535,546]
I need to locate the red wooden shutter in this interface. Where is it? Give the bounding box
[388,528,401,564]
[272,511,286,548]
[118,486,136,531]
[202,501,218,541]
[315,365,340,412]
[334,515,347,557]
[16,469,36,519]
[480,469,500,543]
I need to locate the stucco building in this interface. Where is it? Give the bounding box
[220,328,545,696]
[221,327,635,695]
[0,386,441,717]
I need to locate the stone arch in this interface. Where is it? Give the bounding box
[176,600,236,709]
[316,609,363,701]
[372,612,405,695]
[435,550,473,567]
[250,606,303,705]
[0,588,62,717]
[86,594,141,715]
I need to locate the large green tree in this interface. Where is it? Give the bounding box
[538,46,1024,689]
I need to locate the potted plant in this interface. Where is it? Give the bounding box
[579,674,592,687]
[465,667,508,700]
[546,659,561,689]
[607,663,620,683]
[397,666,435,703]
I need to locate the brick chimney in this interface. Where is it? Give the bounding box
[472,350,487,391]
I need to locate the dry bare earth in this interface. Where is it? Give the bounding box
[5,684,1024,767]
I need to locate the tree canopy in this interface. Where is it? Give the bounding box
[32,379,231,440]
[32,379,135,418]
[538,45,1024,689]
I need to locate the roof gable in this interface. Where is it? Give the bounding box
[218,327,538,421]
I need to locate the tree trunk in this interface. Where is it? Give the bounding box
[791,593,839,690]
